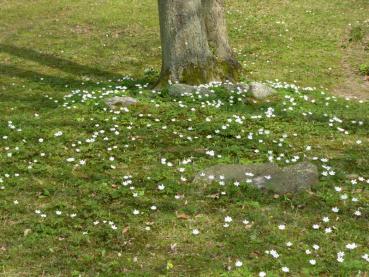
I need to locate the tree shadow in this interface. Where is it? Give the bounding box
[0,43,122,80]
[0,43,131,92]
[0,63,98,90]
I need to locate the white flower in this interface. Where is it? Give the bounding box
[192,229,200,235]
[270,249,279,258]
[309,259,316,265]
[354,210,361,216]
[158,184,165,190]
[224,216,232,223]
[259,272,266,277]
[286,241,293,247]
[346,243,357,250]
[312,224,320,229]
[336,250,344,262]
[278,224,286,230]
[235,260,243,267]
[332,207,339,213]
[281,267,289,273]
[325,227,332,233]
[133,209,140,215]
[54,131,63,137]
[55,210,62,215]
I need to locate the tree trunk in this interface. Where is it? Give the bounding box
[157,0,241,86]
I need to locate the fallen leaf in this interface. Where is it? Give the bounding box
[244,222,254,229]
[170,243,177,253]
[24,229,32,236]
[207,193,220,199]
[122,226,129,234]
[176,212,189,220]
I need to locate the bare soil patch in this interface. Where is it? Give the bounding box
[332,24,369,100]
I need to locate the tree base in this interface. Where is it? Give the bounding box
[155,58,241,88]
[157,0,241,88]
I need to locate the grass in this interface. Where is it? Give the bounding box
[0,0,369,276]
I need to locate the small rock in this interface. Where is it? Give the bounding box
[105,96,138,108]
[195,85,215,96]
[249,82,276,99]
[168,84,195,97]
[194,162,319,194]
[222,82,250,94]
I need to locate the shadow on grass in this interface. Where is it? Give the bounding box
[0,44,151,94]
[0,63,97,90]
[0,43,122,80]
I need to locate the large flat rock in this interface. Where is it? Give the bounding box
[193,162,319,194]
[249,82,276,99]
[105,96,138,109]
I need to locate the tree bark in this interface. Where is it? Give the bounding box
[157,0,241,86]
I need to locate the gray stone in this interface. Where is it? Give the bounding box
[105,96,138,108]
[249,82,276,99]
[193,162,319,194]
[168,84,215,97]
[168,84,196,97]
[195,86,215,96]
[222,82,250,94]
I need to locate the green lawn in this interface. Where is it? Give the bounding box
[0,0,369,276]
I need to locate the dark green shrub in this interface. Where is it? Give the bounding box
[359,64,369,75]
